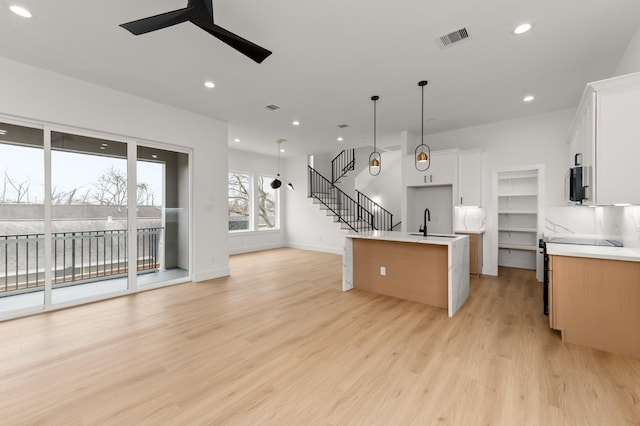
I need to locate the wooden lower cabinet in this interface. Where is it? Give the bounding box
[456,232,483,277]
[549,255,640,358]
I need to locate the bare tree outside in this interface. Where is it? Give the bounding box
[228,172,250,230]
[257,176,277,229]
[1,166,157,206]
[227,172,278,231]
[92,166,128,205]
[2,171,32,203]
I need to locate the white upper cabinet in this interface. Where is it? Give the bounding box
[405,150,458,187]
[568,72,640,205]
[458,149,483,207]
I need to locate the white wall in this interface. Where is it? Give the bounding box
[408,108,573,275]
[228,148,286,254]
[614,25,640,76]
[0,56,230,282]
[283,155,347,254]
[356,150,402,225]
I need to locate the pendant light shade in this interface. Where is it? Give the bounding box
[415,80,431,171]
[369,95,381,176]
[270,139,294,191]
[270,178,282,189]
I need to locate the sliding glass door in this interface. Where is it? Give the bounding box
[136,146,189,287]
[0,120,191,319]
[50,131,130,305]
[0,121,44,315]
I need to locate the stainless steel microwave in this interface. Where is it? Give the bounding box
[569,166,585,202]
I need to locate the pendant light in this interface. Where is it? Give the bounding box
[415,80,431,171]
[270,139,295,191]
[369,95,381,176]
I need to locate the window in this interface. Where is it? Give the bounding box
[228,172,251,231]
[228,172,279,232]
[258,176,278,230]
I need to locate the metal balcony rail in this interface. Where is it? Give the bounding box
[0,227,162,296]
[356,190,394,231]
[331,148,355,184]
[308,166,373,232]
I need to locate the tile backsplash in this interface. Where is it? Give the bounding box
[544,205,640,248]
[454,206,486,232]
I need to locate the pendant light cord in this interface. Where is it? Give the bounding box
[374,98,377,152]
[421,84,424,147]
[276,139,282,176]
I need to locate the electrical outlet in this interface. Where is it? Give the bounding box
[380,266,386,276]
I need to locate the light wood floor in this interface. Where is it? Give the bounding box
[1,248,639,425]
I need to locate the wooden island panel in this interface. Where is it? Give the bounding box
[352,238,448,308]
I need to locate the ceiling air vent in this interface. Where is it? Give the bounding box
[265,104,280,111]
[336,123,349,128]
[436,27,470,48]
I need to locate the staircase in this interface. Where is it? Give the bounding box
[308,155,394,233]
[331,148,355,183]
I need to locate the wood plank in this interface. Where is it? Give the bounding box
[0,249,639,425]
[352,238,448,308]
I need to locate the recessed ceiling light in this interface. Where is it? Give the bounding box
[0,129,6,135]
[10,5,32,18]
[100,147,106,150]
[233,138,240,143]
[292,120,300,126]
[204,81,215,88]
[101,143,108,147]
[523,95,535,102]
[337,137,343,142]
[151,154,158,159]
[280,148,285,153]
[513,23,532,35]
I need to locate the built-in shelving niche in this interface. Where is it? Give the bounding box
[495,167,543,277]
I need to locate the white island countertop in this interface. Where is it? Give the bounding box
[547,243,640,262]
[344,231,470,317]
[346,230,467,245]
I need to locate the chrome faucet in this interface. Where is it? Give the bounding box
[418,208,431,236]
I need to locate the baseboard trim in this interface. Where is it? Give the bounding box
[287,242,344,255]
[229,243,286,256]
[192,267,230,282]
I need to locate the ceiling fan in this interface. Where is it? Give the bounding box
[119,0,272,64]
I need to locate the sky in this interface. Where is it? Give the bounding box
[0,144,163,205]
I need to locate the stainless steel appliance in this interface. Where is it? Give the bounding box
[569,153,591,203]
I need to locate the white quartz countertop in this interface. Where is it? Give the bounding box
[346,231,467,246]
[547,243,640,262]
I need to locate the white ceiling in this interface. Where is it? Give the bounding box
[1,0,640,157]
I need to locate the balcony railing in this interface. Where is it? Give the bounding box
[0,227,162,296]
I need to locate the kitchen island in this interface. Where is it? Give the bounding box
[343,231,470,317]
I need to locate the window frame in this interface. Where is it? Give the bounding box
[228,170,254,233]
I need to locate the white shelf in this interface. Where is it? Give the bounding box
[498,210,537,214]
[497,172,537,180]
[498,227,537,233]
[497,192,538,197]
[498,243,538,251]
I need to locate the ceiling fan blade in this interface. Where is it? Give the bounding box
[193,20,272,64]
[120,7,197,35]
